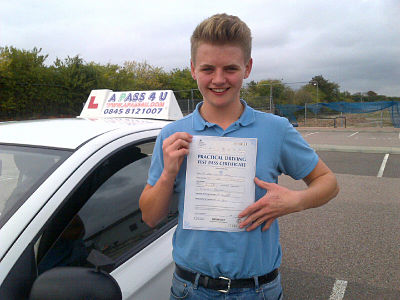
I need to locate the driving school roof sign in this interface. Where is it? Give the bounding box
[79,89,183,120]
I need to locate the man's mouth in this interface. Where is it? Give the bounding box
[210,88,229,93]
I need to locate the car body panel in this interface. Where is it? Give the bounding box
[0,89,181,299]
[0,129,162,283]
[0,117,169,149]
[111,226,176,299]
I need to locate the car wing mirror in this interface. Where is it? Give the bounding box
[29,266,122,300]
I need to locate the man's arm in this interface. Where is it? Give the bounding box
[238,159,339,231]
[139,132,192,227]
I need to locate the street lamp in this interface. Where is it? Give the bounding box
[312,81,319,103]
[312,81,319,118]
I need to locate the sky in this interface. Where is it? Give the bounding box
[1,0,399,96]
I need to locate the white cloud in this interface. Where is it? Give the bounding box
[1,0,399,96]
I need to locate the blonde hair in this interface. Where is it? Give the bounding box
[191,13,252,64]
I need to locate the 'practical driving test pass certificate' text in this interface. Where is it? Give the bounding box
[183,136,257,232]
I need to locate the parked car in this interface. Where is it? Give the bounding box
[0,89,182,300]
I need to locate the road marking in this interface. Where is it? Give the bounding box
[329,279,348,300]
[305,132,319,137]
[0,177,14,182]
[377,154,389,177]
[347,131,359,137]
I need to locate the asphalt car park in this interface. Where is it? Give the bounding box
[300,128,400,149]
[278,128,400,299]
[316,152,400,178]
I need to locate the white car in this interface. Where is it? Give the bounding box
[0,89,183,300]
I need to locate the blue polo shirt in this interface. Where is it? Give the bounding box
[147,101,318,279]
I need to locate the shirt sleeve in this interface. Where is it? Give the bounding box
[278,120,319,180]
[147,132,165,186]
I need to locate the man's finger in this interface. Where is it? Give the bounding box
[262,218,275,232]
[239,205,272,228]
[238,200,262,218]
[245,216,269,232]
[168,138,191,152]
[163,132,192,147]
[254,177,277,190]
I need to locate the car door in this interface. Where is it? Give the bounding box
[0,130,178,300]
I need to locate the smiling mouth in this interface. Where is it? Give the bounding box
[210,88,229,93]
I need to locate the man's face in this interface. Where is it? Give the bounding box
[191,43,252,109]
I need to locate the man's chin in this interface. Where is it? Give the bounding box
[204,98,238,108]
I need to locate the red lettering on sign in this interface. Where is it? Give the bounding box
[88,96,98,109]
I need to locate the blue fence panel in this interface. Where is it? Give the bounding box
[391,102,400,128]
[275,104,304,123]
[276,101,400,128]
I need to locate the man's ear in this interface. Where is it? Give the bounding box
[190,59,197,80]
[244,58,253,79]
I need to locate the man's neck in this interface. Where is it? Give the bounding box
[200,101,244,130]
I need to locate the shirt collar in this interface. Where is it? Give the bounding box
[192,99,255,131]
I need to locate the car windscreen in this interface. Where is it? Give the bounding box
[0,145,71,228]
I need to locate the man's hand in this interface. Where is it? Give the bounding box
[161,132,192,178]
[140,132,192,228]
[238,177,301,232]
[238,160,339,232]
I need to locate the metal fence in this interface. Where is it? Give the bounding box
[1,84,397,128]
[172,88,398,128]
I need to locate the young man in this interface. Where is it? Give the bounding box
[139,13,339,299]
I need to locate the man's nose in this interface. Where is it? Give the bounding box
[212,69,226,85]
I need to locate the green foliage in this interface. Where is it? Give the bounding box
[294,87,313,105]
[310,75,340,102]
[1,46,397,120]
[296,83,326,104]
[168,68,197,99]
[349,91,389,102]
[0,46,50,118]
[242,79,289,109]
[0,47,198,119]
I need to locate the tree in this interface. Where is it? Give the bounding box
[52,55,101,114]
[167,68,197,99]
[294,87,313,105]
[0,46,50,118]
[310,75,340,102]
[121,60,169,91]
[339,91,353,102]
[242,79,288,109]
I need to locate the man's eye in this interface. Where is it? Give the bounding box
[201,68,213,72]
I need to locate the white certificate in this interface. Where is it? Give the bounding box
[183,136,257,232]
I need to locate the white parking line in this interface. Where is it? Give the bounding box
[377,154,389,177]
[329,279,348,300]
[347,131,359,137]
[305,132,319,137]
[0,177,14,182]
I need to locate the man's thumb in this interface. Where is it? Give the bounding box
[254,177,275,190]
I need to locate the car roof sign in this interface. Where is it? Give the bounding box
[79,89,183,120]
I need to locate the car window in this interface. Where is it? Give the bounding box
[0,145,71,228]
[37,140,178,274]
